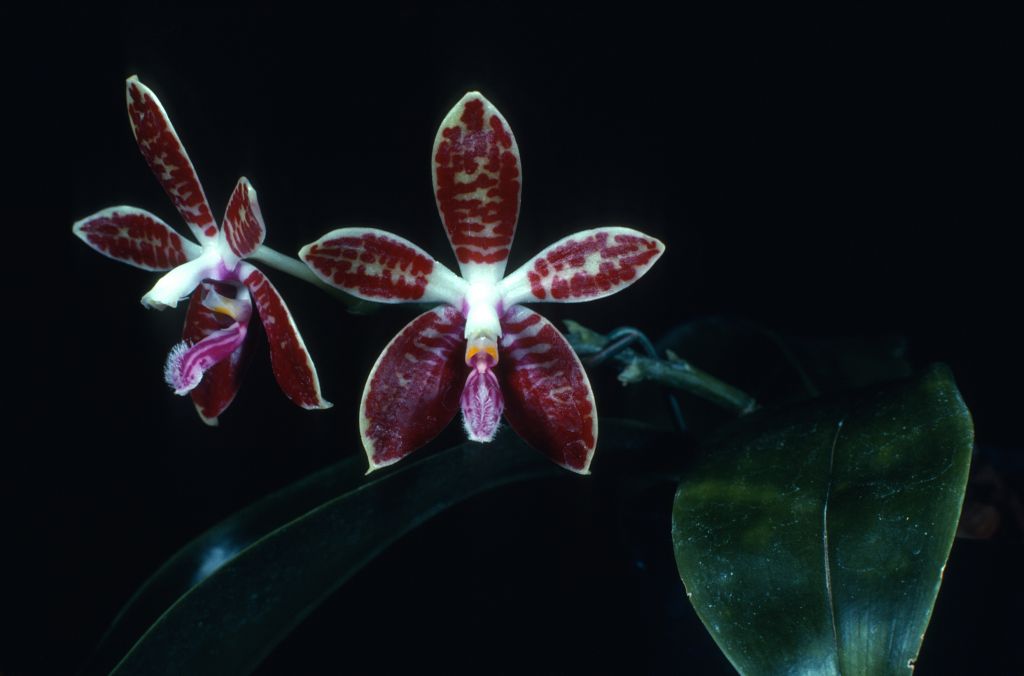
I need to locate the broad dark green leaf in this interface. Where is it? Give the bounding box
[85,455,367,675]
[672,364,973,675]
[111,420,673,675]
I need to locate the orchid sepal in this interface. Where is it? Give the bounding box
[299,227,467,305]
[499,227,665,306]
[499,305,597,474]
[360,305,466,471]
[72,206,202,271]
[126,76,217,244]
[432,92,522,283]
[240,263,332,411]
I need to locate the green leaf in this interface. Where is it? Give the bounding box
[671,364,973,675]
[85,455,368,675]
[109,420,672,675]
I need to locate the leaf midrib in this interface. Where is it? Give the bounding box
[822,416,846,675]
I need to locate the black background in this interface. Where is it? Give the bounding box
[4,3,1020,674]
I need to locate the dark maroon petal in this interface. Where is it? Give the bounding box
[498,305,597,474]
[126,76,217,242]
[299,228,465,304]
[432,92,521,279]
[361,306,467,470]
[241,264,330,410]
[183,282,256,425]
[221,178,267,264]
[73,206,201,271]
[501,227,665,305]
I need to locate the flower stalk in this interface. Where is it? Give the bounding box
[564,320,757,415]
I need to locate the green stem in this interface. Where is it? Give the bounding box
[621,352,757,414]
[564,320,757,415]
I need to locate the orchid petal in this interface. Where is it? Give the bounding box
[73,206,201,271]
[432,92,521,282]
[361,305,466,471]
[182,282,257,426]
[220,177,267,268]
[299,228,467,305]
[240,263,331,410]
[498,305,598,474]
[140,247,220,310]
[126,76,217,243]
[499,227,665,305]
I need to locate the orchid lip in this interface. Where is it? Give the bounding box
[164,321,248,395]
[164,283,252,395]
[460,357,503,443]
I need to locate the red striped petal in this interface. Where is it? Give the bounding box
[501,227,665,305]
[73,206,201,271]
[126,76,217,243]
[361,306,467,471]
[183,282,256,425]
[221,177,266,266]
[300,228,466,304]
[498,305,597,474]
[432,92,521,281]
[241,264,330,410]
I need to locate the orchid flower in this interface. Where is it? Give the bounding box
[73,76,330,424]
[300,93,664,473]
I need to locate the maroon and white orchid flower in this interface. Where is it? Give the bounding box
[73,76,330,424]
[300,92,664,473]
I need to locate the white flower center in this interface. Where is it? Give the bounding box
[462,279,502,340]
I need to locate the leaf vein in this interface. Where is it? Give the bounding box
[822,416,845,674]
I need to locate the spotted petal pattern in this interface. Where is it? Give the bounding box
[241,264,330,410]
[221,178,267,267]
[300,228,466,305]
[126,76,217,242]
[499,305,597,474]
[500,227,665,305]
[432,92,521,281]
[73,206,201,271]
